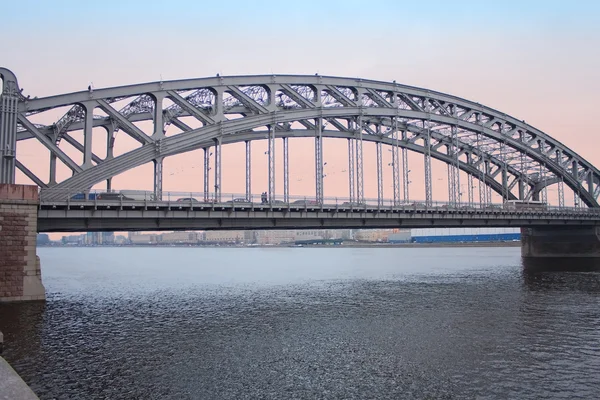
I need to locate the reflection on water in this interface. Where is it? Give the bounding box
[522,257,600,292]
[0,247,599,399]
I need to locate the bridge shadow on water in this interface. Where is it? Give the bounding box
[521,257,600,293]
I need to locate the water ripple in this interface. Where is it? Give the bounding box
[0,247,599,399]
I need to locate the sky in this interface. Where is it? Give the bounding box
[3,0,600,209]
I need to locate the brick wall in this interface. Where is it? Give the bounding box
[0,184,45,302]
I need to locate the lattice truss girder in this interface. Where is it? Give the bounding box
[7,72,599,206]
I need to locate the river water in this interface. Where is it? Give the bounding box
[1,247,600,399]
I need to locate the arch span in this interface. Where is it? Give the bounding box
[4,68,598,206]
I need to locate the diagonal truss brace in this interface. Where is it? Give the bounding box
[17,115,82,173]
[96,99,152,145]
[167,91,216,125]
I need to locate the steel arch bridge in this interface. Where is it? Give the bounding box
[2,67,600,209]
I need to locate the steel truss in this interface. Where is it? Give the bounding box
[315,117,323,204]
[245,140,251,201]
[391,120,400,205]
[2,67,597,208]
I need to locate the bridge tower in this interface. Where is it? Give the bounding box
[0,69,20,184]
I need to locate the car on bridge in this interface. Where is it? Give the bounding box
[227,198,252,206]
[70,193,98,200]
[504,200,547,211]
[96,192,134,201]
[176,197,199,203]
[341,202,365,207]
[292,199,319,206]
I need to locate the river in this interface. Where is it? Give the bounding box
[1,247,600,399]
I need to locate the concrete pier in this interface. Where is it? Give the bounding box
[521,226,600,258]
[0,356,39,400]
[0,184,45,302]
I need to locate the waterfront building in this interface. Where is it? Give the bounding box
[203,230,245,243]
[161,231,198,244]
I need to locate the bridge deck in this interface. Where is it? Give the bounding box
[38,200,600,232]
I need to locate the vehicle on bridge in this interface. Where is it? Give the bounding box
[341,202,365,207]
[176,197,199,203]
[70,193,98,200]
[504,200,547,211]
[293,199,319,206]
[227,198,252,206]
[96,192,134,201]
[120,190,155,201]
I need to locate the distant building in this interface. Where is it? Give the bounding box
[129,233,160,244]
[387,230,411,243]
[37,234,51,245]
[255,230,296,245]
[62,235,83,245]
[203,230,245,243]
[294,230,324,242]
[410,228,520,243]
[115,235,128,244]
[85,232,103,245]
[326,229,353,240]
[354,229,394,242]
[101,232,115,245]
[161,231,198,244]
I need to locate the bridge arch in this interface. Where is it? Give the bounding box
[4,69,598,206]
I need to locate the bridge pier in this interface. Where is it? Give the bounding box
[521,226,600,258]
[0,184,45,302]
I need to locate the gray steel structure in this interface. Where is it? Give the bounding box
[36,199,600,232]
[2,67,600,209]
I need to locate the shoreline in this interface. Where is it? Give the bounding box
[39,241,521,249]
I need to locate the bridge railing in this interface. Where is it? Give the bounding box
[38,188,600,215]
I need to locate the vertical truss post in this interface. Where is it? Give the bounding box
[454,125,461,206]
[572,160,580,208]
[391,121,400,205]
[214,136,222,202]
[479,154,486,207]
[49,153,57,185]
[500,141,508,202]
[424,120,432,207]
[540,163,548,204]
[356,116,364,204]
[268,123,275,203]
[152,93,164,139]
[485,160,492,204]
[468,173,474,207]
[558,177,565,208]
[203,147,210,201]
[402,130,409,203]
[448,125,457,205]
[107,125,114,192]
[502,167,508,203]
[153,157,163,201]
[106,124,116,160]
[518,179,525,201]
[82,102,94,169]
[348,137,355,202]
[0,90,18,184]
[315,118,323,204]
[245,140,251,201]
[376,140,383,206]
[283,137,289,203]
[447,165,454,204]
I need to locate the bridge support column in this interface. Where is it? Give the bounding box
[153,157,163,201]
[0,184,45,302]
[521,226,600,258]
